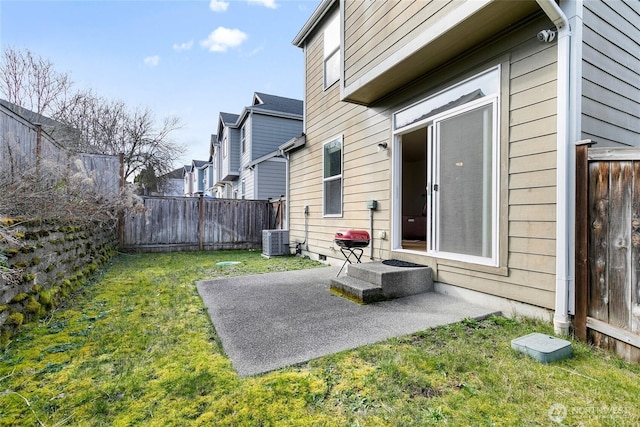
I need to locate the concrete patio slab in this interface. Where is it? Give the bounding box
[196,266,500,376]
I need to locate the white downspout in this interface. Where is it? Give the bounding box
[536,0,572,335]
[284,152,290,231]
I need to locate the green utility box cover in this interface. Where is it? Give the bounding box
[511,333,573,363]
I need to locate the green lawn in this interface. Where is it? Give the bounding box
[1,251,639,426]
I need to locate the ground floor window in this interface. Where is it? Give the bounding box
[393,67,500,266]
[323,136,343,217]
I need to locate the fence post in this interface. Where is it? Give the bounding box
[575,140,594,341]
[118,153,125,248]
[199,194,204,251]
[34,123,42,175]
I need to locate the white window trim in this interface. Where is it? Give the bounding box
[431,97,499,267]
[322,135,343,217]
[391,66,501,267]
[241,125,246,154]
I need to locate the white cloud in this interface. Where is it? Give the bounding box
[144,55,160,67]
[209,0,229,12]
[173,40,194,51]
[200,27,248,53]
[247,0,278,9]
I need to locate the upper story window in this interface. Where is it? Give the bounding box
[241,125,246,154]
[323,136,343,216]
[323,12,340,89]
[223,134,228,158]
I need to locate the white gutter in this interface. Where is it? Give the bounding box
[292,0,336,47]
[536,0,572,335]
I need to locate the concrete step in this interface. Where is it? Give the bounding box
[330,275,385,304]
[347,262,433,299]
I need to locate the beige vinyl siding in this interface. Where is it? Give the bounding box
[290,21,391,259]
[292,12,560,308]
[503,36,558,306]
[581,0,640,147]
[343,0,456,88]
[411,20,558,307]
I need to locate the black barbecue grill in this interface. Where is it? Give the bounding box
[334,230,370,276]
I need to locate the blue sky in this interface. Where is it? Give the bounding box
[0,0,319,169]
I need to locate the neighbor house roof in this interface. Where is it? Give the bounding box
[217,112,240,140]
[246,149,284,169]
[220,112,239,125]
[235,92,303,127]
[252,92,303,116]
[162,167,184,180]
[192,160,209,169]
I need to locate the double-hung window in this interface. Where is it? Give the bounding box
[323,136,342,216]
[323,13,340,89]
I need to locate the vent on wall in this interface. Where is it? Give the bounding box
[262,230,290,258]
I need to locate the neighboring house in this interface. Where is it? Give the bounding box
[208,134,222,197]
[203,162,215,197]
[203,134,218,197]
[156,167,184,196]
[191,159,209,195]
[183,164,195,196]
[213,93,303,200]
[215,112,241,198]
[289,0,640,334]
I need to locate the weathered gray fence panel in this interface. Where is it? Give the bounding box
[1,105,121,197]
[1,106,66,173]
[75,153,121,198]
[122,196,271,251]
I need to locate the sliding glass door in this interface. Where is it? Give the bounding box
[434,103,494,259]
[394,67,500,266]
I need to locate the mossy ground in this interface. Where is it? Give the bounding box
[1,250,640,426]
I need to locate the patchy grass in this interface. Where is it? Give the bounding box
[1,250,639,426]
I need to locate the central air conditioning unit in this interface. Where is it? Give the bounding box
[262,230,290,258]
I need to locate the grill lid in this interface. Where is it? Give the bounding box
[334,230,370,241]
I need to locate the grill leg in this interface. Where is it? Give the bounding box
[336,247,364,276]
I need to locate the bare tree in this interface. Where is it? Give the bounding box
[0,47,72,116]
[54,90,185,180]
[1,47,185,182]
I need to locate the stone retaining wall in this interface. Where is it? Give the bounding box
[0,219,118,342]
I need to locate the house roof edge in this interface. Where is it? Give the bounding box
[292,0,337,47]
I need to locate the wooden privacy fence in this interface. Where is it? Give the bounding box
[122,196,278,252]
[1,103,122,197]
[575,142,640,362]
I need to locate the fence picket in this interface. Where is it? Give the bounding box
[122,196,272,252]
